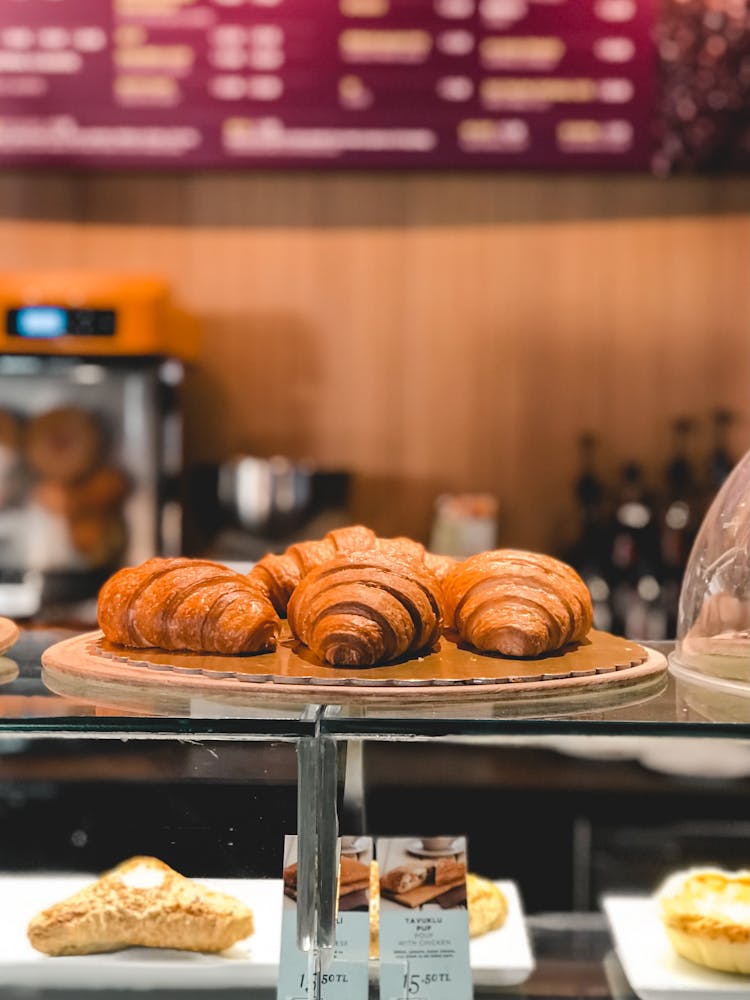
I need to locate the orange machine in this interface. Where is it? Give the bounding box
[0,271,198,360]
[0,271,198,619]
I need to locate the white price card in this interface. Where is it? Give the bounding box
[376,835,471,1000]
[276,835,372,1000]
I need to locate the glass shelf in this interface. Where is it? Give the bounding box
[0,629,316,740]
[8,631,750,741]
[320,641,750,741]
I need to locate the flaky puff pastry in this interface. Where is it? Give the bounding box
[658,868,750,975]
[248,525,378,616]
[97,556,280,655]
[287,550,444,667]
[368,864,508,959]
[443,549,592,657]
[379,538,457,582]
[248,524,455,617]
[466,874,508,937]
[27,856,254,956]
[424,550,458,582]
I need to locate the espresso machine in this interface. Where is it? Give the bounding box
[0,271,198,618]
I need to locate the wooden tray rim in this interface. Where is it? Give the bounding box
[40,630,668,707]
[0,617,19,658]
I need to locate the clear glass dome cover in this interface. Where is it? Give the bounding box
[671,447,750,684]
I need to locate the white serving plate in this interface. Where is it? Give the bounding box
[468,880,535,986]
[603,894,750,1000]
[0,874,533,989]
[0,875,280,990]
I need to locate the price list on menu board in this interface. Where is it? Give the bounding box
[0,0,657,170]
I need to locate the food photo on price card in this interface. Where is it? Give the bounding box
[277,836,373,1000]
[376,836,472,1000]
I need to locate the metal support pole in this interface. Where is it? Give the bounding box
[340,739,367,835]
[295,719,339,1000]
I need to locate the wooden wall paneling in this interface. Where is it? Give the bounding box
[0,172,749,552]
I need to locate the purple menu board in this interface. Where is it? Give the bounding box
[0,0,657,170]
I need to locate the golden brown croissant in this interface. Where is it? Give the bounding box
[287,551,444,667]
[248,525,452,617]
[424,551,458,581]
[377,535,427,566]
[97,557,280,655]
[247,525,378,615]
[443,549,592,657]
[246,551,301,617]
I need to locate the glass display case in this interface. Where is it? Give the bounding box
[668,449,750,722]
[3,619,750,1000]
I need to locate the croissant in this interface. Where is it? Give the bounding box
[287,551,444,667]
[379,540,457,581]
[424,551,458,581]
[377,535,427,567]
[443,549,593,657]
[246,551,301,617]
[248,525,454,616]
[247,525,378,615]
[97,557,280,655]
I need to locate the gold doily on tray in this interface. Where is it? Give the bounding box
[41,626,667,713]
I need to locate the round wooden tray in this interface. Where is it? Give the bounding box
[0,616,19,658]
[41,627,668,716]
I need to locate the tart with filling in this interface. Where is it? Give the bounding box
[658,868,750,975]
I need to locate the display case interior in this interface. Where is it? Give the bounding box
[2,562,750,998]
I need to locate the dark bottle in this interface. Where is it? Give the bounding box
[707,408,735,496]
[610,462,660,579]
[569,434,605,564]
[608,461,662,639]
[661,418,698,576]
[660,417,699,637]
[566,434,612,630]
